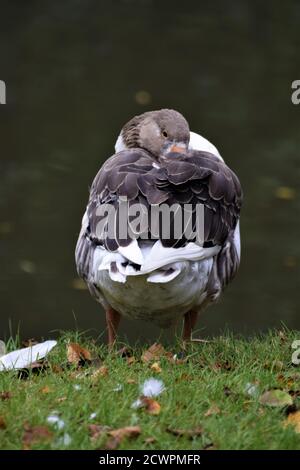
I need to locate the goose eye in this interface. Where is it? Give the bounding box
[162,131,168,138]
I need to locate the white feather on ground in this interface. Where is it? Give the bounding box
[0,340,57,371]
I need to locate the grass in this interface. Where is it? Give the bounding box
[1,329,300,450]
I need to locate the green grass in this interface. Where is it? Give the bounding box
[1,329,300,450]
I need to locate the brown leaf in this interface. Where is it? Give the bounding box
[67,342,92,366]
[127,357,136,366]
[284,410,300,433]
[167,426,203,439]
[0,416,6,429]
[88,424,111,443]
[92,366,109,380]
[105,426,141,450]
[22,424,53,449]
[144,437,156,445]
[150,362,162,373]
[127,378,137,384]
[40,386,51,394]
[142,343,167,363]
[0,391,12,401]
[140,397,161,415]
[204,404,221,417]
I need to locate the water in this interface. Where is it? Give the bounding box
[0,0,299,342]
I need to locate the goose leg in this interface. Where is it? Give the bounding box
[182,310,198,341]
[106,307,121,349]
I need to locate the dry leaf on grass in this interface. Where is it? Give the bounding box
[67,342,92,366]
[0,391,12,401]
[132,397,161,415]
[0,416,6,429]
[40,386,51,394]
[144,437,156,445]
[284,410,300,433]
[142,343,167,363]
[92,366,109,380]
[88,424,111,443]
[204,404,221,417]
[167,426,203,439]
[105,426,141,450]
[127,357,136,366]
[259,389,293,407]
[127,378,137,384]
[142,397,161,415]
[150,362,162,373]
[22,424,53,449]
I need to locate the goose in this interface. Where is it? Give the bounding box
[75,109,242,347]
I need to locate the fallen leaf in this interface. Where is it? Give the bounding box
[142,397,161,415]
[0,391,12,401]
[150,362,162,373]
[284,410,300,433]
[71,279,88,290]
[88,424,111,443]
[105,425,141,450]
[142,343,167,363]
[40,386,51,394]
[144,437,156,445]
[204,404,221,417]
[275,186,296,200]
[127,378,137,384]
[67,342,92,366]
[167,426,203,439]
[259,389,293,407]
[127,357,136,366]
[22,424,53,449]
[92,366,109,380]
[0,416,6,429]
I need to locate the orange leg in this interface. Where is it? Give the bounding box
[106,307,121,349]
[182,310,198,341]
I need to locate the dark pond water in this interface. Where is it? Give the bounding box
[0,0,299,342]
